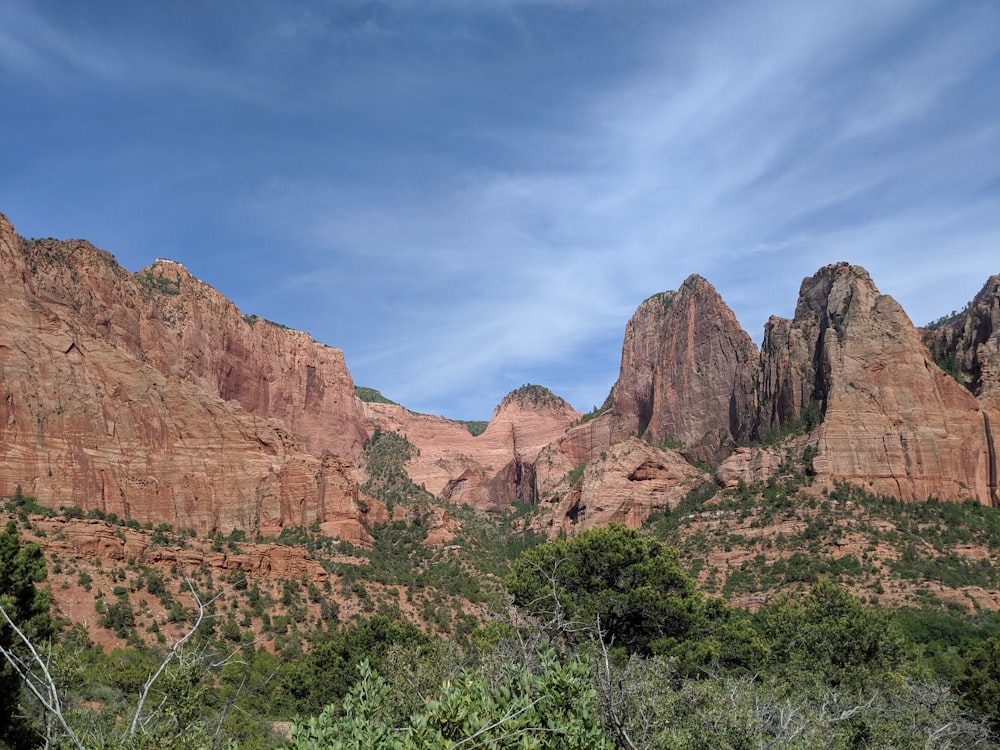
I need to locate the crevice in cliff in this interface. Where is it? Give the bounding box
[984,413,998,507]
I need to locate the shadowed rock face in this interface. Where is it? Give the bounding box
[608,275,758,450]
[0,213,375,542]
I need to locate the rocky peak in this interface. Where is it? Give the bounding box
[756,262,883,434]
[494,384,571,414]
[755,262,995,503]
[922,275,1000,408]
[0,213,28,287]
[608,273,758,451]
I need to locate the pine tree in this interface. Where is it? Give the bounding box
[0,519,53,748]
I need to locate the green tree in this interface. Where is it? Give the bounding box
[506,523,764,669]
[954,636,1000,729]
[283,614,433,716]
[0,519,53,747]
[290,650,611,749]
[757,580,908,689]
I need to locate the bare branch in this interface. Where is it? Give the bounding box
[0,602,85,750]
[128,576,220,736]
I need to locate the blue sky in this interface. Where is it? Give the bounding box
[1,0,997,420]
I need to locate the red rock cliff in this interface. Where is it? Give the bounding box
[0,213,373,541]
[607,276,758,452]
[758,263,995,503]
[19,232,367,459]
[361,385,580,512]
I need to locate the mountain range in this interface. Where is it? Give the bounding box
[1,211,997,546]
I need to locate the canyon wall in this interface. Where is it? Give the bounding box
[0,214,374,541]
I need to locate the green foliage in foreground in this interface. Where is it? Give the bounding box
[282,614,431,717]
[3,509,1000,748]
[290,576,997,750]
[954,636,1000,730]
[0,519,54,749]
[291,650,609,750]
[507,523,697,653]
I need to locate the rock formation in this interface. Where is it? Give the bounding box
[549,263,1000,525]
[361,385,580,512]
[754,263,995,504]
[922,275,1000,415]
[19,234,367,459]
[606,276,758,452]
[4,209,999,542]
[532,436,708,535]
[0,213,375,541]
[921,275,1000,504]
[28,516,330,582]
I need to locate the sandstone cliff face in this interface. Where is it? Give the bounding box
[922,276,1000,413]
[555,263,1000,523]
[759,263,994,504]
[531,436,708,534]
[920,275,1000,504]
[19,232,367,459]
[7,209,999,543]
[0,214,374,541]
[607,276,758,451]
[361,386,580,512]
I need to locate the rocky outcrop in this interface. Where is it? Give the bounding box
[6,210,999,541]
[921,275,1000,504]
[716,444,802,488]
[548,263,1000,526]
[606,276,758,452]
[523,276,758,531]
[531,437,708,534]
[29,516,330,581]
[19,231,367,459]
[0,213,375,541]
[361,385,580,512]
[758,264,994,504]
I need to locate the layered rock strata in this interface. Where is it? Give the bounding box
[19,233,367,459]
[0,214,374,540]
[750,263,995,503]
[606,276,758,450]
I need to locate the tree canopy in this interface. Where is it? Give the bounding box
[505,523,765,671]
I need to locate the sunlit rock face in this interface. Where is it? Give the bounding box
[0,213,374,541]
[757,263,993,504]
[361,386,581,512]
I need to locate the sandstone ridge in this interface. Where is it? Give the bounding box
[2,211,998,543]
